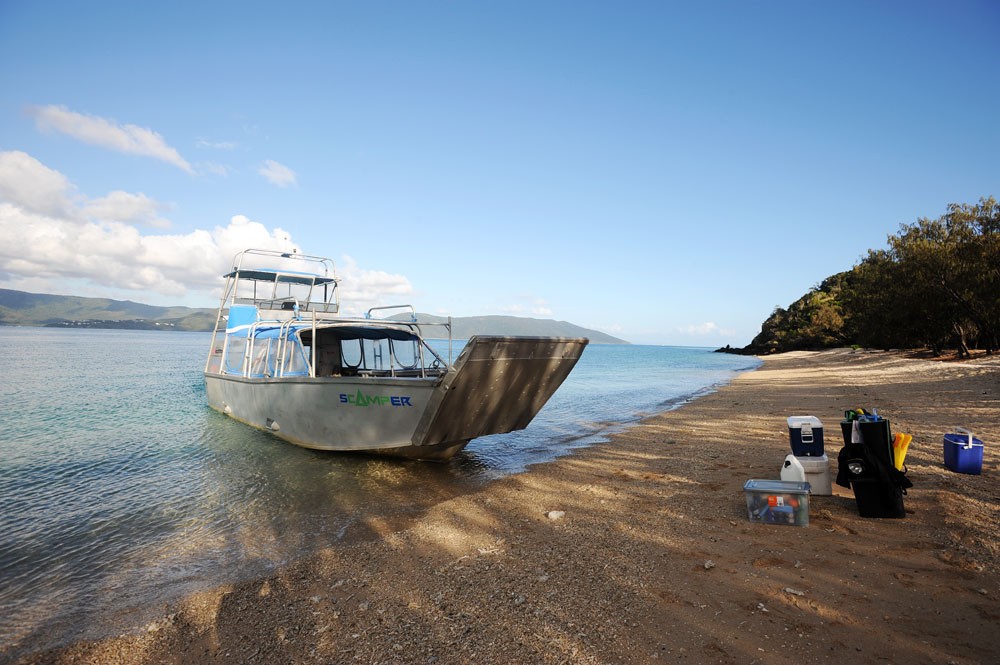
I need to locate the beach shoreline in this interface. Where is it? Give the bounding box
[10,349,1000,665]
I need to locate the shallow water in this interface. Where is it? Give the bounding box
[0,327,758,652]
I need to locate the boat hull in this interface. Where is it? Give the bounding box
[205,336,588,460]
[204,374,463,459]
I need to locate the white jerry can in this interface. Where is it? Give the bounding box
[780,454,806,482]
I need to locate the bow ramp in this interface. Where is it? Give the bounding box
[413,336,588,447]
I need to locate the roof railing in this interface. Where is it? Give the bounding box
[366,304,416,321]
[231,248,336,280]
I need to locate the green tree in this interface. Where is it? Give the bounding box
[736,197,997,356]
[890,197,999,353]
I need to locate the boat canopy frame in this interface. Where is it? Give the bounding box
[205,248,453,379]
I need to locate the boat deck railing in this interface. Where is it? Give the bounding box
[205,312,452,379]
[206,248,454,378]
[233,296,341,315]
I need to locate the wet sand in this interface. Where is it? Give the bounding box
[10,349,1000,665]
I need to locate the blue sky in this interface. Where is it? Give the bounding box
[1,1,997,345]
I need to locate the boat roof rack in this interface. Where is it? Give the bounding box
[224,268,338,286]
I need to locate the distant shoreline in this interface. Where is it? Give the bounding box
[0,320,631,343]
[0,321,201,332]
[0,287,629,343]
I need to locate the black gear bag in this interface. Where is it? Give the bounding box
[837,417,912,518]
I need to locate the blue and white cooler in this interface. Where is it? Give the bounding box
[787,416,824,457]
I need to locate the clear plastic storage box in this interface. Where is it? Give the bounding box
[743,479,811,526]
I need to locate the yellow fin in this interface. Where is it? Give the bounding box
[895,434,912,470]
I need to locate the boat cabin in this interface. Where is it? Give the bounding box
[205,249,450,380]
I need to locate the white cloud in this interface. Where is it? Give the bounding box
[199,161,230,177]
[0,150,78,217]
[678,321,736,337]
[0,202,254,296]
[335,254,413,315]
[530,298,552,315]
[259,159,297,188]
[83,191,172,228]
[0,151,413,305]
[196,139,237,150]
[490,294,554,317]
[28,104,193,173]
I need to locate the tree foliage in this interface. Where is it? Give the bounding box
[742,197,999,356]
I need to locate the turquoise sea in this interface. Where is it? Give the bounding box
[0,327,759,654]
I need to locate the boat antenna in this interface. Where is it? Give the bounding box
[279,235,298,259]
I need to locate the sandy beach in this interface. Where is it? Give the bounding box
[11,349,1000,665]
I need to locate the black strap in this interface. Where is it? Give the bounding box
[836,442,912,490]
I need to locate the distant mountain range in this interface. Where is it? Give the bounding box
[388,312,627,344]
[0,289,216,331]
[0,289,628,343]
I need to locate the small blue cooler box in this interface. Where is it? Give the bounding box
[943,428,984,475]
[787,416,824,456]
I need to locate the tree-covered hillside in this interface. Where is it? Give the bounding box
[0,289,215,331]
[728,197,998,357]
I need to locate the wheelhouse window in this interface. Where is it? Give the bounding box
[248,339,271,377]
[224,338,247,374]
[301,326,444,377]
[281,338,310,376]
[390,338,419,369]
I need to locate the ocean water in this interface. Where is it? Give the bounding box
[0,327,759,653]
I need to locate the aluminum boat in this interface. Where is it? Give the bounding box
[204,249,588,460]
